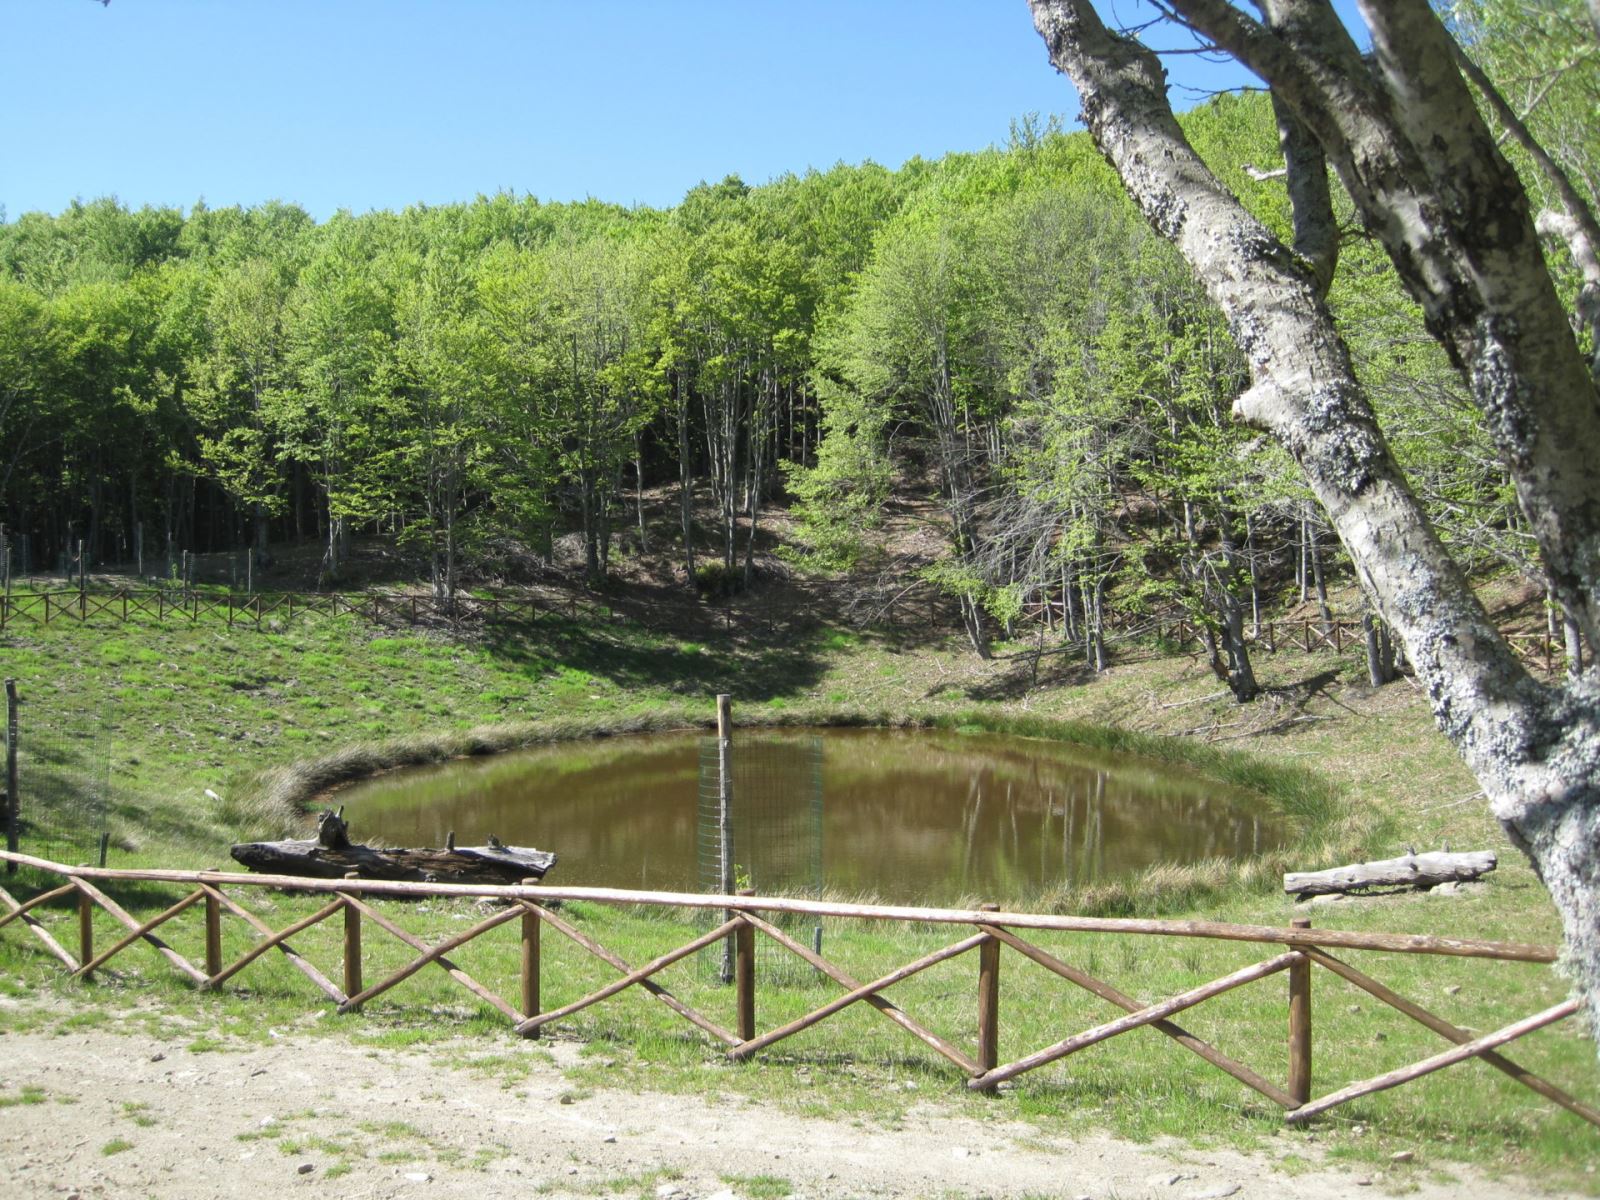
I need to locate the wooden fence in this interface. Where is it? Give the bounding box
[1,849,1593,1129]
[0,587,576,631]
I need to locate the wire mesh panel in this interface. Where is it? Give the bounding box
[6,687,110,870]
[697,734,823,984]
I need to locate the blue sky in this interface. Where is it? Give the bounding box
[4,1,1270,221]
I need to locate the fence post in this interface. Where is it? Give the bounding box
[342,872,363,1008]
[78,887,94,978]
[735,888,757,1043]
[204,873,223,979]
[977,902,1001,1091]
[717,693,735,984]
[1289,916,1312,1106]
[521,877,541,1036]
[78,541,86,619]
[5,679,17,873]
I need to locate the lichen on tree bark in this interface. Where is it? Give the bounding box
[1028,0,1600,1051]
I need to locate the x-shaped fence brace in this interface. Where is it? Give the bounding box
[1,853,1595,1132]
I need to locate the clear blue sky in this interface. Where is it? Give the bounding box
[4,1,1272,222]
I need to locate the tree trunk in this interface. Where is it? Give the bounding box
[1030,0,1600,1045]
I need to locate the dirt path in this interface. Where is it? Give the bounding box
[0,1018,1580,1200]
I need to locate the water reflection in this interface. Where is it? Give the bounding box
[333,728,1286,904]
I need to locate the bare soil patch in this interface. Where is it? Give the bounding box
[0,1005,1582,1200]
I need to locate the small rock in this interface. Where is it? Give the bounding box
[1445,985,1462,996]
[702,1192,738,1200]
[1391,1150,1414,1163]
[603,1136,617,1144]
[654,1186,682,1200]
[405,1173,431,1183]
[1184,1186,1240,1200]
[1355,1178,1372,1186]
[297,1163,314,1176]
[559,1095,574,1105]
[149,1053,165,1063]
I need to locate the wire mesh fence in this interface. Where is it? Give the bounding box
[697,733,823,985]
[3,682,110,875]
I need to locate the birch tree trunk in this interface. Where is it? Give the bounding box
[1028,0,1600,1047]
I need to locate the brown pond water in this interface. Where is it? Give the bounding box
[333,728,1289,904]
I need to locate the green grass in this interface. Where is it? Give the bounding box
[721,1174,793,1198]
[0,580,1595,1188]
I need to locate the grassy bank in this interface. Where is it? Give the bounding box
[1,587,1595,1187]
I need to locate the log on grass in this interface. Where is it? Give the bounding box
[1284,850,1495,898]
[230,808,555,886]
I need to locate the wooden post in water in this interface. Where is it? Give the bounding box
[5,679,18,874]
[1289,916,1313,1106]
[521,879,541,1036]
[735,888,756,1042]
[342,872,363,1007]
[717,694,735,984]
[977,903,1001,1090]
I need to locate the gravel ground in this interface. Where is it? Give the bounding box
[0,1016,1585,1200]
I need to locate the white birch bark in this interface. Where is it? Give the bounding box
[1028,0,1600,1049]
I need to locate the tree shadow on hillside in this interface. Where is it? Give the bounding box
[1249,668,1347,737]
[480,610,830,703]
[960,645,1103,701]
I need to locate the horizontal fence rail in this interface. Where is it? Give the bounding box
[1,849,1593,1131]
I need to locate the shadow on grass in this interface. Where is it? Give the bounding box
[479,610,831,703]
[961,646,1103,701]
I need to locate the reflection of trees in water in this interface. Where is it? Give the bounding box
[341,729,1285,902]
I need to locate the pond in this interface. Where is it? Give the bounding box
[333,727,1288,905]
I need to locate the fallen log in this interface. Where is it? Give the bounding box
[231,809,555,886]
[1285,850,1495,898]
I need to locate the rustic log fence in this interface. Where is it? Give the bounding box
[1,848,1593,1130]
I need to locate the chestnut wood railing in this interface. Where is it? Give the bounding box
[1,849,1594,1130]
